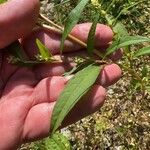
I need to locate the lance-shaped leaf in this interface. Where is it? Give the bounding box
[134,46,150,57]
[104,36,150,57]
[113,22,128,38]
[45,133,71,150]
[51,64,100,134]
[87,14,99,54]
[60,0,89,52]
[36,39,52,60]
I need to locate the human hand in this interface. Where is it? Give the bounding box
[0,23,121,150]
[0,22,122,149]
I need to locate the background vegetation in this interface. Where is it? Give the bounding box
[20,0,150,149]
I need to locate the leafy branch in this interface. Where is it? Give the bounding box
[2,0,150,137]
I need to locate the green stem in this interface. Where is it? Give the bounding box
[119,64,145,93]
[105,0,116,13]
[113,0,145,25]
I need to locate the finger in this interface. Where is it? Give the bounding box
[34,59,121,88]
[62,85,106,127]
[23,102,55,142]
[98,63,122,87]
[109,49,123,61]
[95,43,123,61]
[31,64,120,111]
[22,85,106,142]
[34,60,74,80]
[22,23,113,58]
[71,23,113,46]
[31,76,67,104]
[0,0,39,49]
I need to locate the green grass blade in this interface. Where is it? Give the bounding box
[36,39,52,59]
[134,46,150,57]
[104,36,150,57]
[51,64,100,133]
[87,14,99,54]
[60,0,89,52]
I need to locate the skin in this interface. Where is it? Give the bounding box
[0,0,122,150]
[0,0,40,49]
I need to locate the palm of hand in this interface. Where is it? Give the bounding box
[0,23,122,150]
[0,52,64,149]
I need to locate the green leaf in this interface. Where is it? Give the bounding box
[113,22,130,53]
[51,64,100,133]
[60,0,89,52]
[45,133,71,150]
[87,14,99,54]
[134,46,150,57]
[36,39,52,60]
[113,22,128,38]
[0,0,7,4]
[104,36,150,57]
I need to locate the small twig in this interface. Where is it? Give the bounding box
[39,14,63,30]
[37,23,62,34]
[39,14,104,58]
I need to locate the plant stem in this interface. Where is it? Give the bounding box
[105,0,116,13]
[119,63,145,92]
[39,14,104,58]
[113,0,144,25]
[39,14,63,30]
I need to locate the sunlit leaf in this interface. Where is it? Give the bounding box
[134,46,150,57]
[113,22,129,38]
[113,22,130,53]
[87,14,99,54]
[104,36,150,57]
[51,64,100,133]
[60,0,89,52]
[36,39,52,60]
